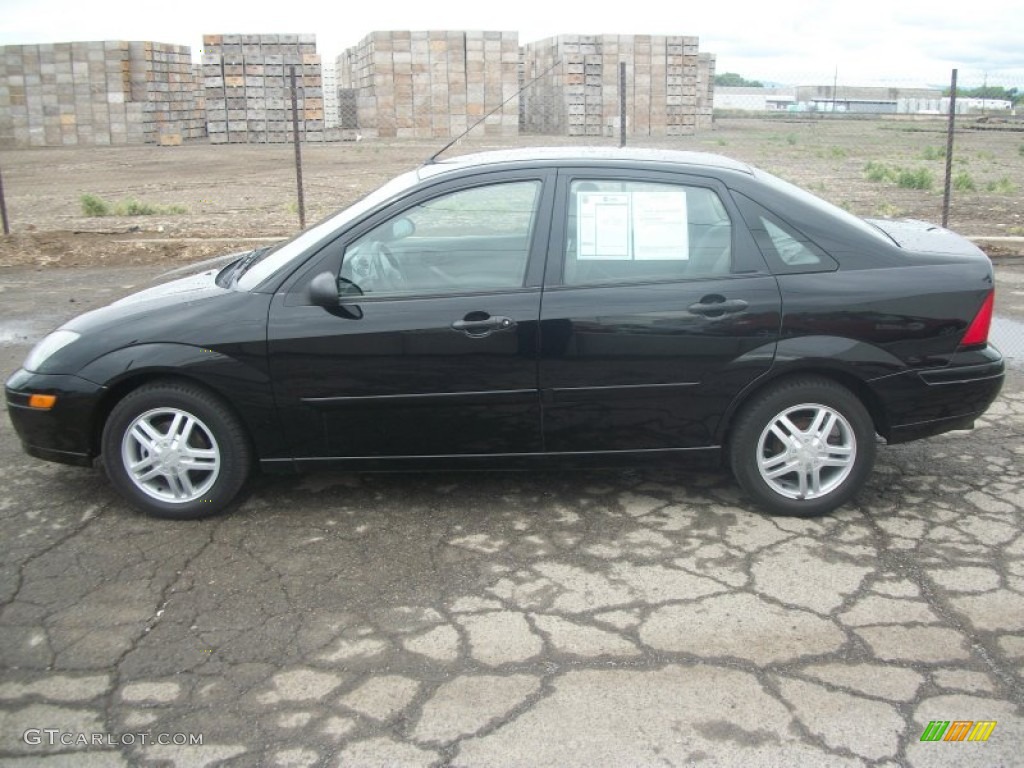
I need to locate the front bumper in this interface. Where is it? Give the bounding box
[5,369,106,467]
[870,345,1005,444]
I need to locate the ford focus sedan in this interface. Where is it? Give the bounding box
[5,148,1004,519]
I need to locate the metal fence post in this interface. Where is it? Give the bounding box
[942,68,958,228]
[289,65,307,230]
[619,62,627,147]
[0,164,9,235]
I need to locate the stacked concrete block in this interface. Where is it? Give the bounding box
[338,30,518,139]
[519,37,566,134]
[133,42,207,143]
[201,33,323,144]
[0,41,204,148]
[696,52,715,130]
[321,61,339,129]
[519,34,709,137]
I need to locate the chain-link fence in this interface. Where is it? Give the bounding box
[325,63,1023,238]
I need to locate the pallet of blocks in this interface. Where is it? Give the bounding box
[338,30,519,140]
[0,40,204,147]
[517,33,708,139]
[202,33,323,144]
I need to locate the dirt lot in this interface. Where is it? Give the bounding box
[0,117,1022,269]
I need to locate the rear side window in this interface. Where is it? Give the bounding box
[734,193,837,274]
[563,180,733,286]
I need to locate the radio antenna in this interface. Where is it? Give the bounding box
[425,58,563,165]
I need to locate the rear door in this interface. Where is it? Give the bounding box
[539,169,782,453]
[267,170,553,461]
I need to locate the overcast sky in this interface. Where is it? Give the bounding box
[2,0,1020,87]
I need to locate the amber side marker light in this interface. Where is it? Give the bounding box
[28,394,57,410]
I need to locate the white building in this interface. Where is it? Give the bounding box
[713,86,796,111]
[942,97,1012,114]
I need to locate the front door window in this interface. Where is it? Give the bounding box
[340,180,542,297]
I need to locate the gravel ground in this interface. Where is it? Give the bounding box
[1,117,1022,270]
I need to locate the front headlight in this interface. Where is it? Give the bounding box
[24,330,80,372]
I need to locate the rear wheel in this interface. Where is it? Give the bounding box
[729,377,876,517]
[102,381,251,519]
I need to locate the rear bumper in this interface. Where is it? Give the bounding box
[871,346,1005,444]
[5,369,105,466]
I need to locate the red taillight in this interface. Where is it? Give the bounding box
[960,290,994,347]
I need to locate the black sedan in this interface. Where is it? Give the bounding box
[5,148,1004,519]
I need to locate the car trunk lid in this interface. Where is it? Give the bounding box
[864,218,988,259]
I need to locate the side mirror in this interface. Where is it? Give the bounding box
[308,271,340,306]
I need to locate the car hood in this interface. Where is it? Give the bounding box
[154,250,250,282]
[65,269,231,336]
[864,218,987,258]
[110,269,224,307]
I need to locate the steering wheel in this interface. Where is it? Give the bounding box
[369,242,405,291]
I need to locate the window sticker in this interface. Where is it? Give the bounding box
[632,190,689,260]
[576,187,689,261]
[578,193,630,259]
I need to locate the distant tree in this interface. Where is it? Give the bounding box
[714,72,765,88]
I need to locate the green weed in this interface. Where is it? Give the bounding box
[80,194,110,217]
[896,168,934,190]
[117,198,159,216]
[864,161,895,183]
[953,171,976,191]
[986,177,1017,194]
[79,194,186,217]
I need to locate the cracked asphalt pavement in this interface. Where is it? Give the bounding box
[1,263,1023,767]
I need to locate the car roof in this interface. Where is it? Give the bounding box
[419,146,755,180]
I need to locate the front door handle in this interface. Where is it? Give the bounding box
[687,298,749,316]
[451,314,517,337]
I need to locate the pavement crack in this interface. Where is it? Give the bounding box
[860,505,1024,703]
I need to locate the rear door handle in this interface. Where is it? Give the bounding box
[451,315,516,337]
[687,298,749,316]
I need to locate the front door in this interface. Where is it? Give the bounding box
[267,175,551,460]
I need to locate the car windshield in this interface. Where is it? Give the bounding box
[235,169,423,290]
[753,168,893,244]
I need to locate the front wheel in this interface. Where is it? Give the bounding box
[102,381,252,519]
[729,377,876,517]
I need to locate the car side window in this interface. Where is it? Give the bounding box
[563,180,733,286]
[339,180,541,297]
[733,193,837,274]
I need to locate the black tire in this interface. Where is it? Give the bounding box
[101,380,252,520]
[728,377,876,517]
